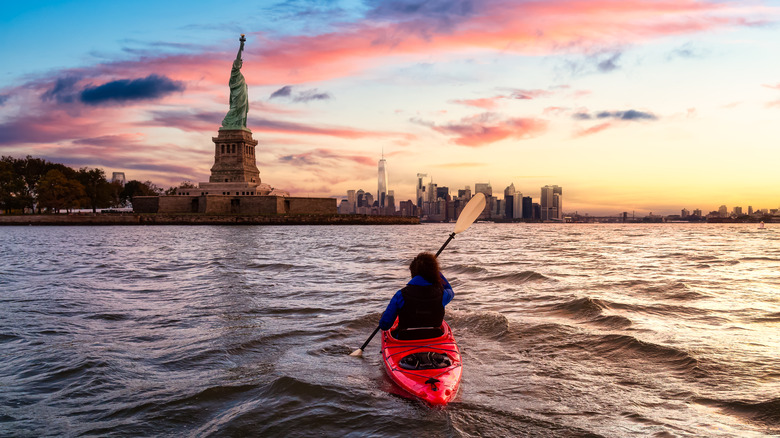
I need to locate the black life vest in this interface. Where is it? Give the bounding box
[397,283,445,331]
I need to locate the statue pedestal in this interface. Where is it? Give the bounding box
[209,129,260,184]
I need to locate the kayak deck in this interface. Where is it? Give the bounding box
[380,320,462,405]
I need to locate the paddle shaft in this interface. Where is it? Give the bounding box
[358,326,381,352]
[435,232,456,258]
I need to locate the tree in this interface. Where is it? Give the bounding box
[0,160,27,213]
[76,167,118,213]
[120,180,161,206]
[36,170,86,213]
[165,180,196,195]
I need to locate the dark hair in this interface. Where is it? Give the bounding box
[409,252,442,288]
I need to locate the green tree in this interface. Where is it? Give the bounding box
[36,170,86,213]
[76,167,118,213]
[120,180,161,206]
[5,156,45,212]
[0,160,27,213]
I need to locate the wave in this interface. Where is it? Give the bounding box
[741,256,780,262]
[640,282,708,300]
[84,313,129,321]
[588,314,633,329]
[547,296,610,318]
[485,271,552,284]
[576,334,703,375]
[539,297,632,329]
[449,402,605,437]
[447,309,510,338]
[750,311,780,323]
[696,397,780,427]
[246,262,297,271]
[0,333,20,343]
[447,264,488,275]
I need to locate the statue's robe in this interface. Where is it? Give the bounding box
[221,59,249,129]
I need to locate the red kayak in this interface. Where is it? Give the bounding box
[381,319,462,405]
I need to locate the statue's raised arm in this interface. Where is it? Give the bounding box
[236,34,246,61]
[221,34,250,130]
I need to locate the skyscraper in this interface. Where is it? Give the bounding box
[541,185,563,221]
[474,183,492,197]
[457,186,471,200]
[416,173,427,208]
[522,196,533,220]
[356,189,365,208]
[347,189,356,213]
[504,184,516,219]
[377,155,388,208]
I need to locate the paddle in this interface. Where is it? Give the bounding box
[350,193,486,357]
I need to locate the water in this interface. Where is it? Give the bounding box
[1,223,778,437]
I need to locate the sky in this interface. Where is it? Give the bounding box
[1,0,779,215]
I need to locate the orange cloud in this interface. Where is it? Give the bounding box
[416,113,548,147]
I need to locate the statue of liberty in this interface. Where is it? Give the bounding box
[221,35,249,130]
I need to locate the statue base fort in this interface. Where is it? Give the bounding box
[133,128,336,216]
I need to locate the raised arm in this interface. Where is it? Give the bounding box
[236,34,246,61]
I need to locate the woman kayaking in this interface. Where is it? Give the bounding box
[379,252,454,340]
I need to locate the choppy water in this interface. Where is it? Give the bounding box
[1,223,779,437]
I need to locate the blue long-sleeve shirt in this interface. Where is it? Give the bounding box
[379,274,454,331]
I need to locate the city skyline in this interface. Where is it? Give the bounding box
[340,157,777,218]
[1,1,780,216]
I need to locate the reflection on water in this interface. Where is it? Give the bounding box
[1,223,778,437]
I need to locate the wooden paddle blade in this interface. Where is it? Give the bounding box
[454,192,486,234]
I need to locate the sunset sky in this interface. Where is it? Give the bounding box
[1,0,779,215]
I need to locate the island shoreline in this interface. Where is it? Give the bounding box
[0,214,420,226]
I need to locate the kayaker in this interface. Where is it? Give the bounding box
[379,252,454,340]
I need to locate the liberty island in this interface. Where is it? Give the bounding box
[0,36,416,226]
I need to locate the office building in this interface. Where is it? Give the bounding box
[416,173,427,207]
[474,183,492,197]
[541,185,563,221]
[377,156,388,208]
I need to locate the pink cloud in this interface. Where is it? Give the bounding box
[508,89,553,100]
[452,89,553,109]
[543,106,568,115]
[575,122,613,137]
[571,90,592,99]
[24,0,751,93]
[762,83,780,90]
[451,97,503,109]
[0,0,765,191]
[416,112,548,147]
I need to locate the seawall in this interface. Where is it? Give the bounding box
[0,214,420,226]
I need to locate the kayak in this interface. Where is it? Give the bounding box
[380,319,462,405]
